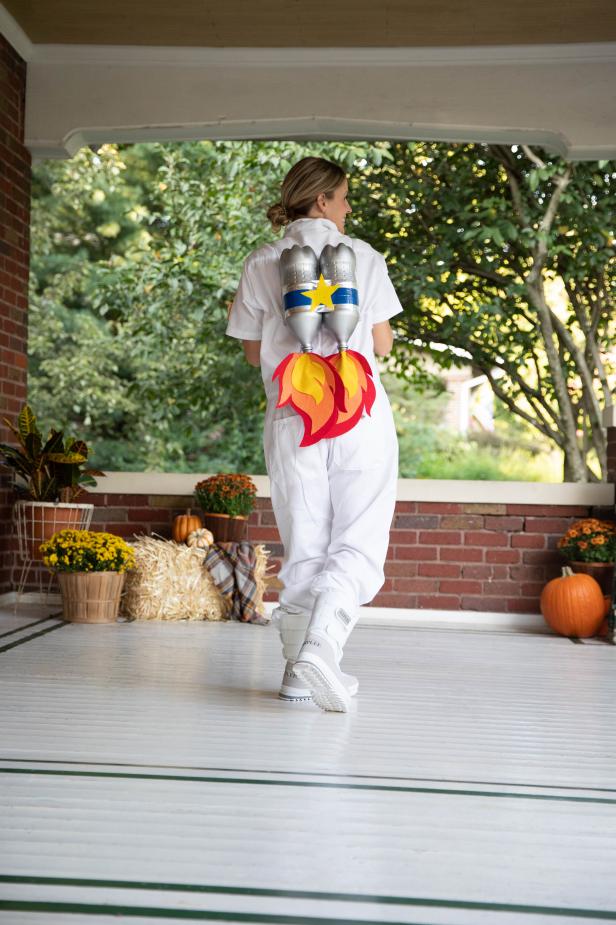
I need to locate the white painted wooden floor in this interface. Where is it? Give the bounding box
[0,602,614,925]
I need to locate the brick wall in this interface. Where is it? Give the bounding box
[14,492,615,614]
[0,34,30,594]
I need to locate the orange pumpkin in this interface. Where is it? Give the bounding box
[540,566,605,638]
[172,508,202,543]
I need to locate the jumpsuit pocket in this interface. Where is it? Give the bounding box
[267,415,331,523]
[266,415,302,502]
[332,410,388,470]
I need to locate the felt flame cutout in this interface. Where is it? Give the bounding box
[272,352,347,447]
[272,348,376,445]
[324,349,376,437]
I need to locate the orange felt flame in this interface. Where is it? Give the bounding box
[323,349,376,437]
[272,352,346,447]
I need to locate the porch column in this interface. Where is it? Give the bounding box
[0,33,30,593]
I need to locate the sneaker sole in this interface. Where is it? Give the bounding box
[278,690,312,702]
[293,657,352,713]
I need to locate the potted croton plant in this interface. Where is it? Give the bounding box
[557,518,616,594]
[0,404,105,560]
[194,473,257,543]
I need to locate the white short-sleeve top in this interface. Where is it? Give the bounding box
[225,217,404,406]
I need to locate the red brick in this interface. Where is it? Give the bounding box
[525,517,577,533]
[461,595,507,612]
[462,564,507,580]
[462,503,506,514]
[486,549,520,564]
[385,561,418,577]
[99,523,146,538]
[511,534,545,549]
[418,530,462,545]
[393,577,438,593]
[522,550,562,565]
[521,582,546,597]
[394,514,438,529]
[506,598,542,614]
[127,508,171,522]
[481,580,524,596]
[418,562,461,578]
[395,546,438,561]
[507,504,590,516]
[439,579,483,595]
[440,515,484,529]
[465,531,509,547]
[105,493,151,506]
[440,546,484,562]
[248,527,281,541]
[395,501,418,513]
[389,529,419,544]
[483,516,524,531]
[416,595,461,609]
[371,592,414,608]
[510,565,546,581]
[417,502,462,514]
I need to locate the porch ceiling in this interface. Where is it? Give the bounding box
[5,0,616,47]
[1,2,615,161]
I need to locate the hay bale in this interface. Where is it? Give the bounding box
[121,535,227,621]
[120,534,273,622]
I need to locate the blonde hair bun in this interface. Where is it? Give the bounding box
[266,156,346,232]
[266,202,289,232]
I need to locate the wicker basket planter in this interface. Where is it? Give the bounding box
[201,512,247,543]
[58,571,126,624]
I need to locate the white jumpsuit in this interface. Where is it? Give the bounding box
[225,217,404,613]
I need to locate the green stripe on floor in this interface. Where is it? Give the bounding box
[0,616,60,641]
[1,758,614,795]
[1,766,615,805]
[0,889,615,921]
[0,621,66,654]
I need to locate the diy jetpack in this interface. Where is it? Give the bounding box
[272,243,376,447]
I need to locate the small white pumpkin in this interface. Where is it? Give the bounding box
[186,527,214,549]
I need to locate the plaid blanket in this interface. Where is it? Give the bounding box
[204,541,270,624]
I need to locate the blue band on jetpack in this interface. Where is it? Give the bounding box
[283,287,359,310]
[331,287,359,306]
[284,291,313,309]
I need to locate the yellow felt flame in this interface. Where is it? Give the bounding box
[291,354,325,404]
[336,350,360,398]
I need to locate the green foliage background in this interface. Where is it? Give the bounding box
[28,140,614,480]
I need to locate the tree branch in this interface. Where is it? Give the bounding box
[522,145,546,169]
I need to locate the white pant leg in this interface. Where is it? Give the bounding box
[264,392,398,611]
[264,410,332,611]
[311,394,399,607]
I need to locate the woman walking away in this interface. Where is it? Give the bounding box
[226,155,404,712]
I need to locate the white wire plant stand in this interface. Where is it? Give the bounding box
[11,500,94,609]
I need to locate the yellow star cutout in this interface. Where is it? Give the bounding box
[301,274,340,312]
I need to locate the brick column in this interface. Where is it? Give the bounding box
[603,408,616,488]
[0,34,31,593]
[607,429,616,487]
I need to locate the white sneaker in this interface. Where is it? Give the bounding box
[272,602,358,703]
[293,590,359,713]
[278,658,358,702]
